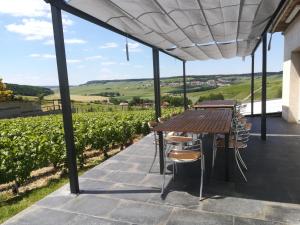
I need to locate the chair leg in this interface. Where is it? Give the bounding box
[236,150,247,171]
[200,155,205,201]
[161,144,168,196]
[235,151,247,182]
[212,134,217,169]
[172,162,175,181]
[149,134,158,173]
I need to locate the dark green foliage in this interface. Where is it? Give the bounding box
[89,92,120,97]
[161,95,192,107]
[0,109,180,186]
[5,84,53,97]
[197,93,224,103]
[129,97,153,106]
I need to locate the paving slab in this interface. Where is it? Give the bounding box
[166,208,234,225]
[109,200,173,225]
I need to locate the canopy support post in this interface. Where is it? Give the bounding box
[183,61,188,110]
[152,48,164,174]
[261,34,267,140]
[251,53,255,116]
[50,4,79,193]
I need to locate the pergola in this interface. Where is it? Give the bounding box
[45,0,286,194]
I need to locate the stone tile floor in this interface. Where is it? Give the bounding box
[3,117,300,225]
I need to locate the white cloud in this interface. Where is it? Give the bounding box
[123,42,142,52]
[5,16,73,41]
[0,0,50,18]
[44,38,86,45]
[101,61,116,66]
[6,18,53,40]
[85,55,103,61]
[67,59,81,64]
[29,53,55,59]
[99,42,118,49]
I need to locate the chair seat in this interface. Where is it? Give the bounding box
[168,150,201,162]
[244,123,252,130]
[165,135,193,143]
[217,139,247,149]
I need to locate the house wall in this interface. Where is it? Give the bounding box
[282,13,300,123]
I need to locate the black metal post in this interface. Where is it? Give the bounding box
[261,34,267,140]
[152,48,164,174]
[183,61,188,110]
[251,53,255,116]
[50,5,79,193]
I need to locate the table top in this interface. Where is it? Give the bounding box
[153,109,232,134]
[193,100,236,109]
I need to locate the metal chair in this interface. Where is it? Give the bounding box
[161,135,205,200]
[216,129,249,182]
[148,121,159,173]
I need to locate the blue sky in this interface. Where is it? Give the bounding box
[0,0,284,86]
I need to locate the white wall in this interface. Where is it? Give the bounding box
[282,13,300,123]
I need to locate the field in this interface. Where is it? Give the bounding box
[67,74,282,103]
[45,94,108,102]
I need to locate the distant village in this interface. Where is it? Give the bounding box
[141,77,233,89]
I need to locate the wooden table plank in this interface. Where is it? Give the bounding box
[193,100,236,109]
[153,109,232,134]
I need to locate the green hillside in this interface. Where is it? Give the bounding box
[67,74,282,104]
[6,83,54,97]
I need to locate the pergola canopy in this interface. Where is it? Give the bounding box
[67,0,281,61]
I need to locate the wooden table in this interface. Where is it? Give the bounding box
[153,109,232,181]
[193,100,236,110]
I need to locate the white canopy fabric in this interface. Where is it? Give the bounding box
[67,0,281,61]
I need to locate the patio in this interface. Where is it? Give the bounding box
[4,116,300,225]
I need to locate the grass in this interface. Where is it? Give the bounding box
[0,149,118,224]
[0,177,69,224]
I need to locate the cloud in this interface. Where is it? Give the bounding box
[101,61,116,66]
[44,38,86,45]
[0,0,50,18]
[123,42,142,52]
[67,59,81,64]
[5,16,73,41]
[85,55,103,61]
[6,18,53,40]
[29,53,55,59]
[99,42,118,49]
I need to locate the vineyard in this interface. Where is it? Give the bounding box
[0,109,181,190]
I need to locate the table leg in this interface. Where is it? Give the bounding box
[158,131,164,175]
[225,133,229,181]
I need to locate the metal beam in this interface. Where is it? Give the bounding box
[152,48,164,174]
[261,34,267,140]
[45,0,183,62]
[251,53,255,116]
[251,0,287,55]
[50,4,79,193]
[183,61,188,110]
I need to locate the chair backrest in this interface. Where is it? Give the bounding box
[158,117,167,123]
[148,121,158,129]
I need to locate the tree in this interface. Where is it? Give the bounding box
[0,78,13,102]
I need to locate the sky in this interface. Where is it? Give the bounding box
[0,0,285,86]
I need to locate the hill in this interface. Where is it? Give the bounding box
[5,83,54,97]
[67,72,282,103]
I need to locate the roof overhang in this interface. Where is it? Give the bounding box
[272,0,300,32]
[48,0,284,61]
